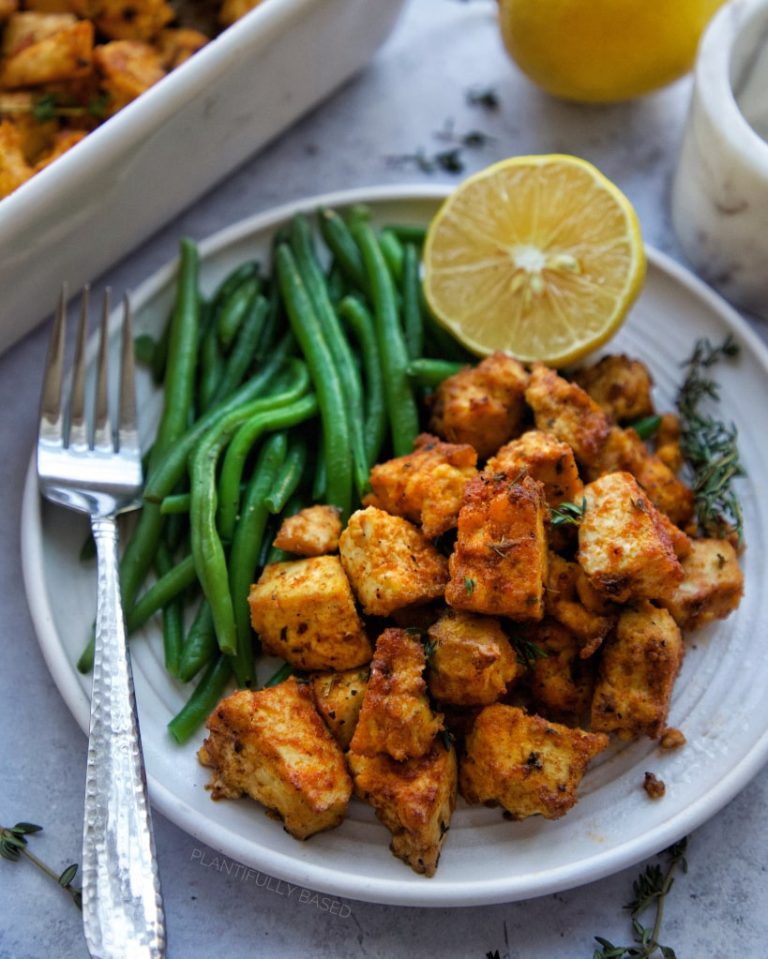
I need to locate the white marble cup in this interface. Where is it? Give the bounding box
[672,0,768,318]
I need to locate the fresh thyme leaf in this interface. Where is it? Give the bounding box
[1,822,82,910]
[677,336,744,542]
[13,823,43,835]
[58,863,78,887]
[509,635,549,669]
[434,147,465,173]
[439,729,455,750]
[33,94,58,122]
[631,414,662,440]
[88,92,110,118]
[549,497,587,527]
[464,576,476,594]
[423,638,436,662]
[466,85,500,110]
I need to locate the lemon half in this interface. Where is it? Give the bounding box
[423,155,646,367]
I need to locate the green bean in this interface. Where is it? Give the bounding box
[353,222,420,457]
[217,275,260,349]
[264,435,308,514]
[311,437,327,502]
[275,244,353,516]
[134,334,156,366]
[190,394,318,658]
[216,361,312,540]
[178,600,216,683]
[379,229,404,284]
[199,311,225,409]
[338,296,386,467]
[254,282,283,364]
[326,264,348,305]
[162,509,187,553]
[318,207,368,294]
[211,261,259,311]
[347,204,371,228]
[402,243,424,360]
[151,312,171,384]
[143,333,294,505]
[155,543,183,677]
[209,294,269,406]
[167,655,232,744]
[289,215,368,498]
[228,432,288,686]
[384,223,428,246]
[266,492,305,564]
[264,661,293,687]
[125,555,197,635]
[406,357,466,387]
[160,493,191,515]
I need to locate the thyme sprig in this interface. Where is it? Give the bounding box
[592,838,688,959]
[509,635,549,669]
[677,336,744,543]
[0,822,82,910]
[549,497,587,527]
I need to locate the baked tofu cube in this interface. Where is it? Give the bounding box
[662,538,744,631]
[198,679,352,840]
[459,704,608,819]
[248,556,371,671]
[348,741,457,877]
[445,473,548,620]
[0,0,17,19]
[95,0,174,42]
[545,552,616,658]
[155,27,208,69]
[654,413,684,474]
[525,619,595,722]
[368,433,477,539]
[486,429,583,508]
[310,667,369,750]
[0,120,31,198]
[219,0,265,27]
[273,505,343,557]
[349,628,443,761]
[427,609,522,706]
[573,354,655,422]
[33,128,86,171]
[339,507,448,617]
[429,352,529,459]
[525,362,611,467]
[1,14,93,88]
[591,601,684,740]
[93,40,164,114]
[578,472,683,603]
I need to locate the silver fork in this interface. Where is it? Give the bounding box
[37,287,166,959]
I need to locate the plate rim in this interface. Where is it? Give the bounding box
[21,184,768,907]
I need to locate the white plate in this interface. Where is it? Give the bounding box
[21,186,768,907]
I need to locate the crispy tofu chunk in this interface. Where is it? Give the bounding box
[486,429,583,508]
[219,0,265,27]
[368,433,478,539]
[310,667,368,750]
[273,504,343,557]
[427,609,522,706]
[0,119,31,197]
[459,704,608,819]
[430,352,529,459]
[248,556,371,671]
[349,628,443,761]
[155,27,208,69]
[525,363,611,467]
[524,619,595,722]
[198,679,352,840]
[93,39,164,113]
[591,602,684,740]
[94,0,174,42]
[1,14,93,88]
[654,413,684,474]
[445,473,548,620]
[339,507,448,617]
[0,0,17,19]
[662,538,744,631]
[348,741,457,877]
[573,354,655,422]
[33,128,85,170]
[545,552,616,658]
[578,472,683,603]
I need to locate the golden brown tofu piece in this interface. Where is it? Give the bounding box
[348,741,457,877]
[662,538,744,631]
[578,472,683,603]
[525,363,611,467]
[459,704,608,819]
[525,619,595,722]
[486,429,583,508]
[95,0,174,42]
[655,413,684,474]
[33,128,85,170]
[273,505,343,557]
[23,0,96,13]
[248,556,371,671]
[586,426,694,527]
[219,0,265,27]
[155,27,208,70]
[198,679,352,840]
[430,352,529,459]
[545,552,615,658]
[591,601,684,740]
[445,473,548,620]
[339,507,448,617]
[426,608,522,706]
[368,433,477,539]
[1,14,93,88]
[0,0,17,20]
[310,667,368,750]
[573,354,655,422]
[93,39,164,113]
[0,119,31,197]
[349,628,443,761]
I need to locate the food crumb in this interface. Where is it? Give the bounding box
[643,771,666,799]
[660,727,687,750]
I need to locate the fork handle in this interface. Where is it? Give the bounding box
[82,515,166,959]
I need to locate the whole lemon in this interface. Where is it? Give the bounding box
[498,0,726,103]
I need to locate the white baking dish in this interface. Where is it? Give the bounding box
[0,0,407,356]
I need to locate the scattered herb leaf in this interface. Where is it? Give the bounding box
[263,662,294,687]
[0,822,82,910]
[549,497,587,527]
[509,635,549,669]
[631,414,662,440]
[466,85,500,111]
[464,576,476,594]
[32,94,58,122]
